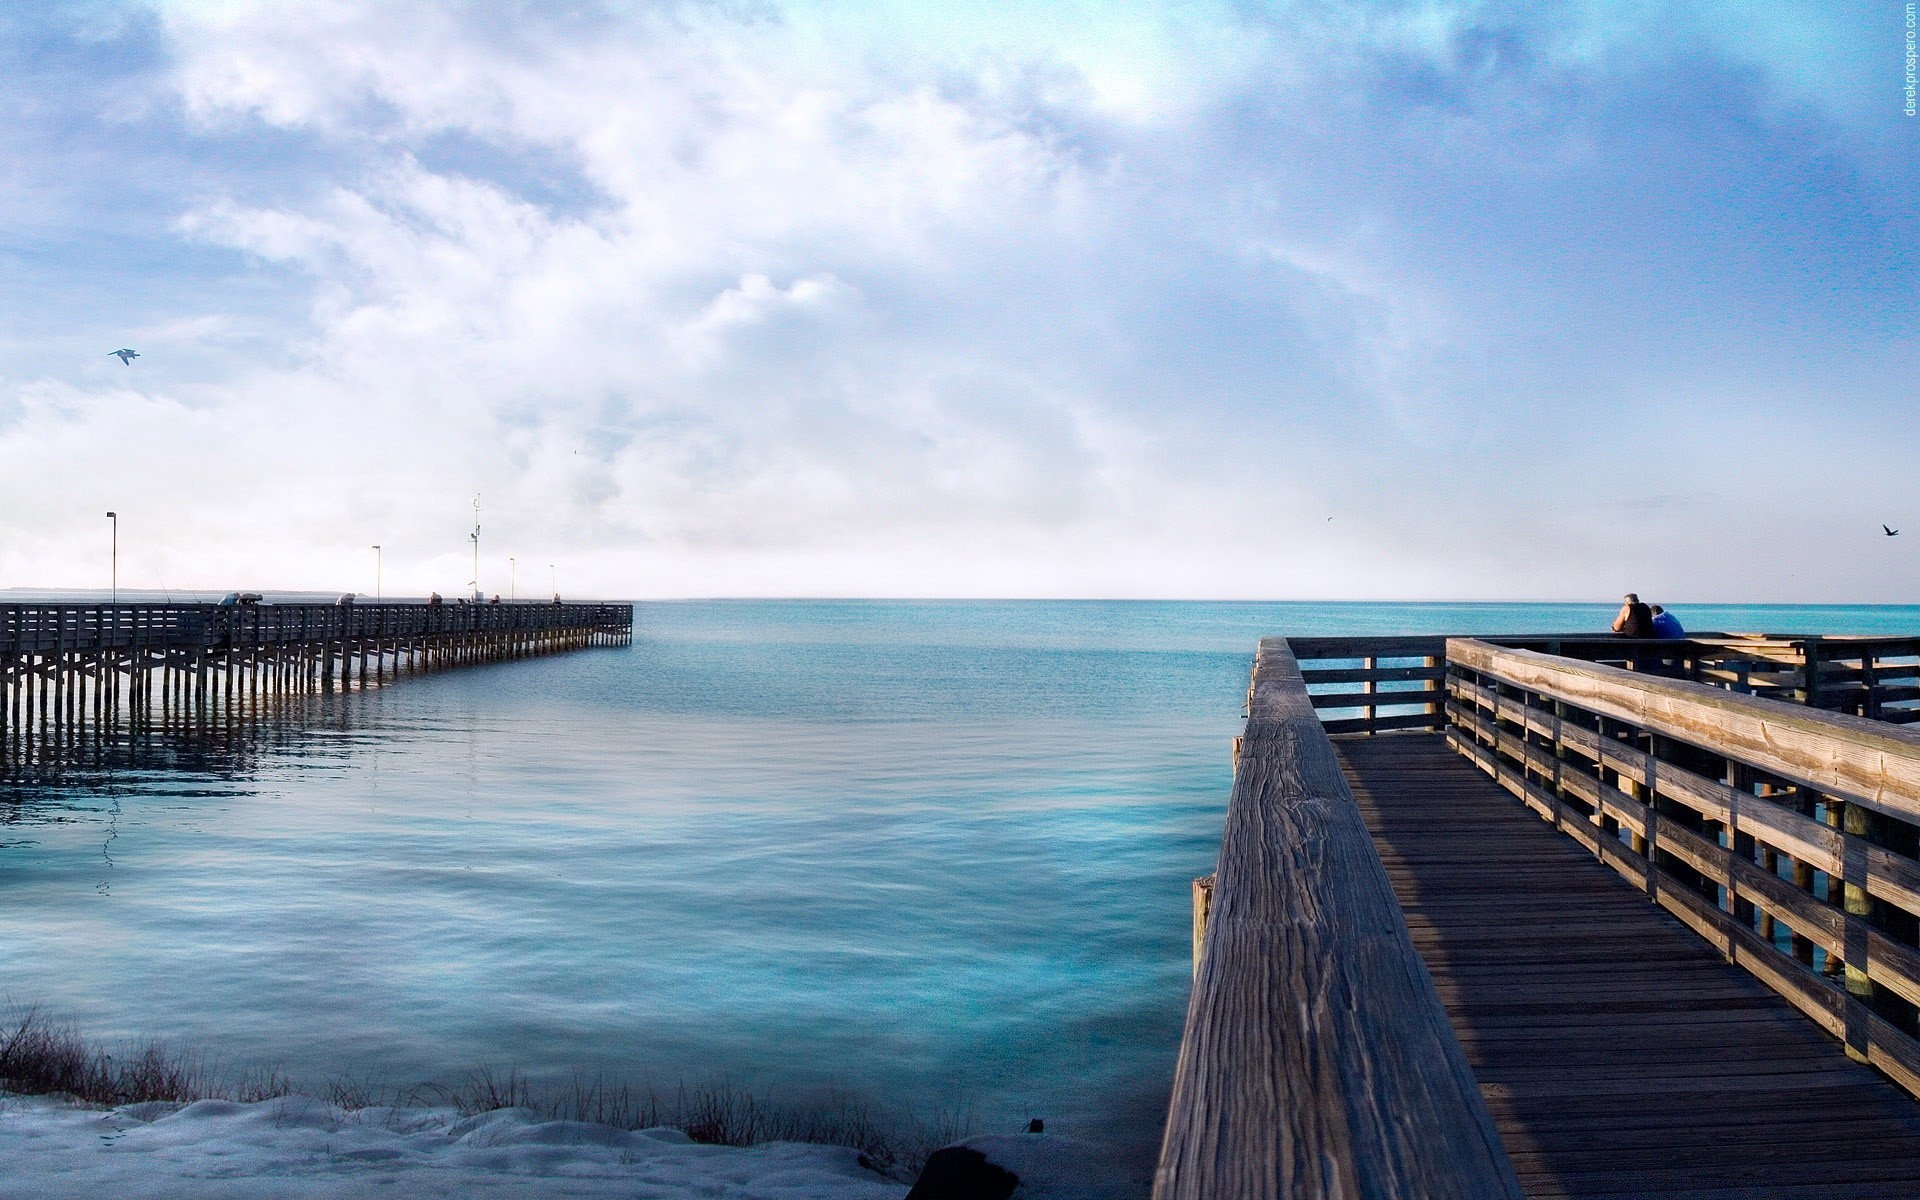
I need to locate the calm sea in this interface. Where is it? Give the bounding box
[5,600,1919,1169]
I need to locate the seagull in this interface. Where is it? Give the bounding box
[109,349,139,365]
[1886,525,1900,536]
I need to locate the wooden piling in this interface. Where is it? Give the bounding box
[0,600,632,761]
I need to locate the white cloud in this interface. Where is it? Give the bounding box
[0,0,1910,601]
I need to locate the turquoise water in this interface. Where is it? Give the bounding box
[4,599,1919,1167]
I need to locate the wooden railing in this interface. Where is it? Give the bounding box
[0,602,633,654]
[1489,634,1920,723]
[1155,638,1522,1200]
[0,601,635,755]
[1286,635,1449,736]
[1291,631,1920,729]
[1446,638,1920,1096]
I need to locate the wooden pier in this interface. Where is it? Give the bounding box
[0,601,632,761]
[1159,632,1920,1199]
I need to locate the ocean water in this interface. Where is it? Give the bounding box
[4,599,1919,1172]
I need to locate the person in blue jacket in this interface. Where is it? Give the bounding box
[1650,605,1684,639]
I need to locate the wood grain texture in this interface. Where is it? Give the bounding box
[1449,639,1920,822]
[1340,734,1920,1199]
[1154,639,1521,1200]
[1447,648,1920,1028]
[1449,674,1920,917]
[1308,688,1441,709]
[1445,681,1920,1103]
[1299,665,1445,685]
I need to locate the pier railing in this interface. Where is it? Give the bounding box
[1444,638,1920,1097]
[1166,629,1920,1196]
[1284,635,1448,736]
[1,601,634,759]
[1156,637,1522,1200]
[0,602,634,654]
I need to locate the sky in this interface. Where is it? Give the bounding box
[0,0,1914,602]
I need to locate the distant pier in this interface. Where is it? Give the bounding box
[0,601,633,758]
[1160,631,1920,1199]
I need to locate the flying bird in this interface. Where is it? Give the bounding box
[109,349,139,365]
[1886,525,1900,537]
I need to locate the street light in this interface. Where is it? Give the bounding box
[509,556,516,602]
[371,545,382,599]
[105,512,117,603]
[549,563,556,601]
[468,495,481,601]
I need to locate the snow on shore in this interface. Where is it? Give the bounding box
[0,1093,906,1199]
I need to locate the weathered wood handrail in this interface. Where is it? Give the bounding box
[1446,637,1920,1097]
[1155,638,1521,1200]
[1292,630,1920,726]
[1286,635,1448,737]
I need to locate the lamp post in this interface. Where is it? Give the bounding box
[549,563,556,601]
[106,512,117,603]
[468,495,481,600]
[371,545,382,600]
[509,556,516,602]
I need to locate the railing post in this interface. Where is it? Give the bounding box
[1803,637,1825,709]
[1443,637,1920,1097]
[1190,874,1213,978]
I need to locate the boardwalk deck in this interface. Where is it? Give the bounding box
[1337,733,1920,1200]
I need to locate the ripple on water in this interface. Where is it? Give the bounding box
[5,599,1909,1171]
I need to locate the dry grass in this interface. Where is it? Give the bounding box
[427,1068,972,1178]
[0,1006,205,1105]
[0,1006,971,1180]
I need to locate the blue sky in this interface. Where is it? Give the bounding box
[1,1,1913,600]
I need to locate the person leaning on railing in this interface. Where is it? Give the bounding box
[1611,593,1654,638]
[1650,605,1684,638]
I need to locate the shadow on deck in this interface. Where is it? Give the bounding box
[1339,733,1920,1200]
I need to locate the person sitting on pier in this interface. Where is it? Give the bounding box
[1650,605,1684,639]
[1611,593,1654,638]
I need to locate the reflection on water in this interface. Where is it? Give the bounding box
[5,599,1918,1172]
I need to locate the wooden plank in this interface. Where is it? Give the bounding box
[1339,735,1920,1199]
[1301,665,1445,685]
[1285,635,1450,660]
[1321,710,1444,734]
[1448,673,1920,920]
[1454,704,1920,1063]
[1308,687,1441,709]
[1156,640,1522,1200]
[1448,639,1920,824]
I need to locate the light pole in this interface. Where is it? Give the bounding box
[509,556,516,602]
[549,563,556,600]
[106,512,117,603]
[371,545,382,599]
[468,495,481,600]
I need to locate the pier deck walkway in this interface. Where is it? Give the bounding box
[1337,733,1920,1200]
